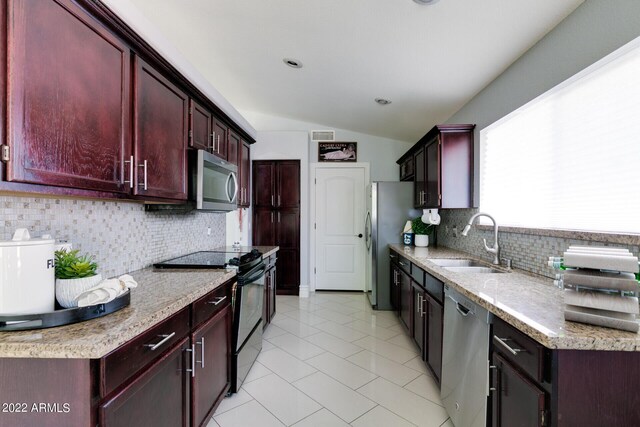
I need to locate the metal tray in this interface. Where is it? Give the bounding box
[0,291,131,332]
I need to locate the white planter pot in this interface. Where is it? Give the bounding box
[414,235,429,247]
[56,274,102,309]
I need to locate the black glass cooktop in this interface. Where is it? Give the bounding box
[154,249,262,269]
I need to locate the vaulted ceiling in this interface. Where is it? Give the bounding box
[128,0,584,142]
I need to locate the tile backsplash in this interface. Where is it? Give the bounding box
[1,195,225,278]
[437,208,640,279]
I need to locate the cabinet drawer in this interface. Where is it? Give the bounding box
[192,280,233,328]
[397,254,411,273]
[492,317,545,383]
[410,264,425,286]
[425,273,444,304]
[101,307,190,397]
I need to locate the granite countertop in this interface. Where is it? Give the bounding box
[390,244,640,351]
[0,246,280,359]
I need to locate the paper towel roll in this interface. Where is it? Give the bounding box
[422,209,441,225]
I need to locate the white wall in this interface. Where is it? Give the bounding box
[241,111,412,182]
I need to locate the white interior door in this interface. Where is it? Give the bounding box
[314,166,367,290]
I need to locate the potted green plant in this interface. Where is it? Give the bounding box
[412,216,434,247]
[54,249,102,308]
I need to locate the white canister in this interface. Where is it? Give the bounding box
[0,229,56,314]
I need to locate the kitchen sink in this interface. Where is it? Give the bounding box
[443,266,504,274]
[428,258,484,267]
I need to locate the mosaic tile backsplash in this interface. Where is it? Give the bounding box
[0,195,225,278]
[437,209,640,279]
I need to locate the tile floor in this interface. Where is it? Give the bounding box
[209,292,453,427]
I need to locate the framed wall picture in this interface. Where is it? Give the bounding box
[318,142,357,162]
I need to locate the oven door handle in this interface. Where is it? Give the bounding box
[239,265,267,286]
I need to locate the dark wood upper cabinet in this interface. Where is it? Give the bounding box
[133,56,188,200]
[400,124,475,209]
[5,0,131,193]
[227,131,240,166]
[212,119,228,160]
[277,161,301,208]
[189,99,212,151]
[253,162,275,208]
[240,141,251,207]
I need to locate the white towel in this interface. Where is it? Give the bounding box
[76,274,138,307]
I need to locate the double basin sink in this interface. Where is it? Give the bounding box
[429,258,504,274]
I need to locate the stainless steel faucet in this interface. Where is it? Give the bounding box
[461,212,500,265]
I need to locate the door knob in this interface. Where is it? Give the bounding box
[356,233,363,238]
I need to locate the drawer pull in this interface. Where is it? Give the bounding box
[399,261,407,267]
[144,332,176,351]
[494,336,524,356]
[207,296,227,306]
[185,344,196,378]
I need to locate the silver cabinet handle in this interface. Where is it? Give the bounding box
[271,212,274,223]
[196,337,205,368]
[145,332,175,351]
[278,212,281,223]
[419,294,424,316]
[124,155,134,188]
[278,194,281,207]
[185,344,196,377]
[494,336,524,356]
[398,261,407,267]
[390,254,397,259]
[217,135,220,153]
[209,132,215,151]
[271,195,274,207]
[416,294,421,314]
[207,296,227,306]
[138,160,147,190]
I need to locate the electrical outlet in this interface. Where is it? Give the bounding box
[452,226,458,238]
[207,227,211,236]
[445,225,449,234]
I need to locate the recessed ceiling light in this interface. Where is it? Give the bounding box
[283,58,303,68]
[375,98,392,106]
[413,0,440,5]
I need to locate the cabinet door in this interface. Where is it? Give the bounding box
[425,139,440,208]
[276,161,300,208]
[227,131,240,166]
[189,100,212,151]
[269,266,277,320]
[253,161,275,208]
[134,57,188,200]
[390,263,400,312]
[6,0,131,193]
[239,141,251,207]
[252,209,276,245]
[276,248,299,295]
[491,352,547,427]
[212,120,228,160]
[399,270,412,332]
[191,305,231,427]
[100,338,190,427]
[263,270,270,329]
[413,148,426,208]
[425,293,443,383]
[412,284,426,357]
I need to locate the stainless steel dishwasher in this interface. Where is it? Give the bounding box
[441,285,492,427]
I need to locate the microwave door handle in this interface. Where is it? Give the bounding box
[227,172,238,203]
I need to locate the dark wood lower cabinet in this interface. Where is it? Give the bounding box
[412,283,426,356]
[390,262,400,311]
[100,337,191,427]
[263,254,277,329]
[399,269,412,332]
[425,293,443,383]
[191,305,232,427]
[491,352,546,427]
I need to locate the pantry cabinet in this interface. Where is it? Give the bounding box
[5,0,131,193]
[133,57,188,200]
[253,161,300,295]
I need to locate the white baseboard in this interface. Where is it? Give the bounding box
[299,284,310,298]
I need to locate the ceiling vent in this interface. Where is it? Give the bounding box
[310,130,335,142]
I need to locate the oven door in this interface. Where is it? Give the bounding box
[234,264,266,349]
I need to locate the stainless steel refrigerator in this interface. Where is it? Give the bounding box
[365,182,421,310]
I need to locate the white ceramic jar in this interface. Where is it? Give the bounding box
[0,229,55,314]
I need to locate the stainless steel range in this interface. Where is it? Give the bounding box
[154,249,265,393]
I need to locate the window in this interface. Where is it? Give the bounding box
[480,37,640,234]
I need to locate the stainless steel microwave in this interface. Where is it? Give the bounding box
[194,149,238,211]
[144,149,238,213]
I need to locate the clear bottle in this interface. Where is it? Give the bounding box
[553,273,564,289]
[547,257,567,270]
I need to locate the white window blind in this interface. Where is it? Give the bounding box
[480,37,640,234]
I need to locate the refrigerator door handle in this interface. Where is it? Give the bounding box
[365,211,372,250]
